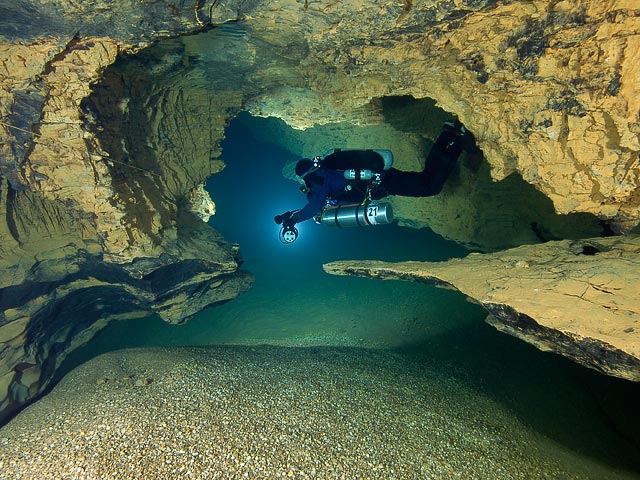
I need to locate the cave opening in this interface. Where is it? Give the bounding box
[201,110,481,347]
[82,21,611,257]
[57,23,640,474]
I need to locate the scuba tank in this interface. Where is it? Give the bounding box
[343,169,374,181]
[319,202,393,228]
[279,149,395,243]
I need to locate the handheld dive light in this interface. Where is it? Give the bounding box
[279,224,299,244]
[274,211,299,244]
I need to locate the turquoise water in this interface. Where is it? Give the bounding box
[57,113,640,476]
[49,24,640,475]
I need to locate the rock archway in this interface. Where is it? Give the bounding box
[1,0,639,421]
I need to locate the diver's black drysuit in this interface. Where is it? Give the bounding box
[381,125,465,197]
[280,122,478,226]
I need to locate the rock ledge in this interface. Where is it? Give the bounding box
[324,235,640,381]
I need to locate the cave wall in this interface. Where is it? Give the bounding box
[0,0,253,423]
[245,0,640,230]
[0,0,639,421]
[5,0,636,261]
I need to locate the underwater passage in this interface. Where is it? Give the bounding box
[29,113,637,480]
[1,3,639,478]
[275,120,480,243]
[40,114,639,480]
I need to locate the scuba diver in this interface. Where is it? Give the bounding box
[275,120,480,243]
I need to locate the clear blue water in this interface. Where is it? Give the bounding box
[207,113,470,266]
[50,24,640,475]
[58,112,640,476]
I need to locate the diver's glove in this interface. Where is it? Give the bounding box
[274,211,293,225]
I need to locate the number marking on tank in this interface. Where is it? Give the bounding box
[367,206,378,224]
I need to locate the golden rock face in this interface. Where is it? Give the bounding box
[0,0,639,419]
[276,0,640,231]
[0,2,252,421]
[324,235,640,382]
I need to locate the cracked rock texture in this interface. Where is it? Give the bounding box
[324,235,640,382]
[0,0,252,423]
[244,0,640,231]
[0,0,639,421]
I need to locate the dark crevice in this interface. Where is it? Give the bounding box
[5,184,23,246]
[569,240,609,256]
[579,245,601,255]
[41,33,82,76]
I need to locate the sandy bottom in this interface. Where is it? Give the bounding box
[1,345,639,480]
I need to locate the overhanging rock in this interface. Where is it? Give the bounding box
[324,235,640,381]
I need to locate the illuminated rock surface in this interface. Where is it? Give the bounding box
[0,0,639,420]
[325,235,640,381]
[0,0,250,422]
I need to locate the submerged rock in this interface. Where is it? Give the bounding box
[0,208,252,422]
[324,235,640,382]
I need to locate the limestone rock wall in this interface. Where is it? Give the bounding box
[0,211,252,423]
[246,0,640,232]
[1,0,244,260]
[0,1,253,423]
[324,235,640,382]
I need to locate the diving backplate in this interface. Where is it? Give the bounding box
[319,149,394,172]
[319,202,394,228]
